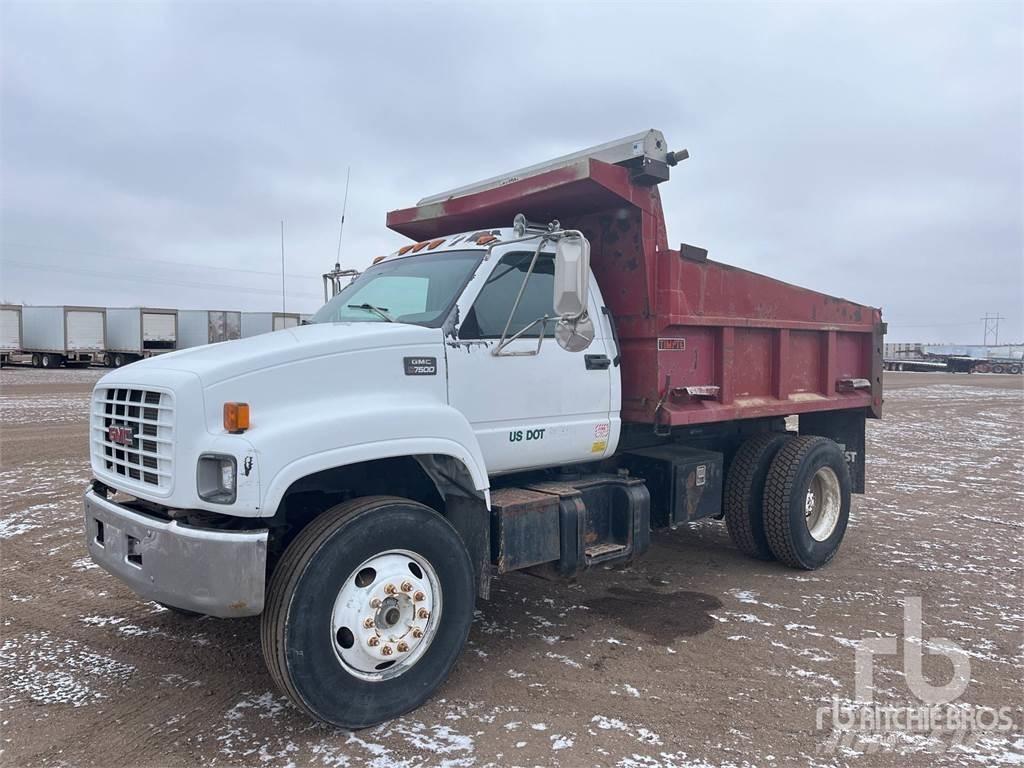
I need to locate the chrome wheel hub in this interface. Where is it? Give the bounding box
[330,549,440,681]
[805,466,841,541]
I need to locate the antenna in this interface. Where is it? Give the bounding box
[323,167,360,302]
[335,166,351,271]
[280,220,286,313]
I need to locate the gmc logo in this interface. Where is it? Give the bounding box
[107,425,135,446]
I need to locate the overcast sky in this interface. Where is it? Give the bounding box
[1,1,1021,343]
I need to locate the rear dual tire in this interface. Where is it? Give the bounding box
[762,436,851,569]
[261,496,475,728]
[724,433,790,560]
[725,433,852,569]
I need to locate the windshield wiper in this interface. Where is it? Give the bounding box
[348,303,394,322]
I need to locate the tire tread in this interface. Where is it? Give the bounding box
[763,435,835,568]
[260,495,414,721]
[724,433,790,559]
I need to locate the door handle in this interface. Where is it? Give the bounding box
[585,354,611,370]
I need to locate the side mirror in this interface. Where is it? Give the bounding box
[553,234,590,318]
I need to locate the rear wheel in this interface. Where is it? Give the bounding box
[724,433,791,560]
[763,436,851,569]
[40,353,61,369]
[113,353,126,367]
[1010,364,1022,375]
[261,495,474,728]
[31,353,42,368]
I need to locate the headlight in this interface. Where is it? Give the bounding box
[197,454,237,504]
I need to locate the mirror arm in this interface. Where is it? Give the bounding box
[494,238,548,354]
[494,316,551,356]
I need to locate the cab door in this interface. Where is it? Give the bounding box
[445,247,614,475]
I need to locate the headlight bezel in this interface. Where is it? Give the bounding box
[197,453,237,504]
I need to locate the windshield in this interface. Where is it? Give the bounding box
[310,250,483,327]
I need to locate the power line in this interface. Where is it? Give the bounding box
[981,312,1006,345]
[1,258,323,299]
[0,242,323,280]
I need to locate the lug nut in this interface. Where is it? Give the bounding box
[396,641,409,652]
[414,591,425,602]
[367,636,379,647]
[370,598,382,608]
[381,644,393,656]
[412,628,423,639]
[384,583,397,595]
[418,608,430,620]
[362,617,374,629]
[401,581,413,593]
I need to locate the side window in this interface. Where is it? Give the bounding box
[461,252,554,339]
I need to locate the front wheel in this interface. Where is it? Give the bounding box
[261,496,475,728]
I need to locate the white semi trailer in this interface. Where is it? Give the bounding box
[21,305,106,368]
[240,312,300,338]
[0,305,22,365]
[104,308,179,367]
[178,310,242,349]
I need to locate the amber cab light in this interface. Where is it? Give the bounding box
[224,402,250,433]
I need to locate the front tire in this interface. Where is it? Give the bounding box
[763,436,851,569]
[261,496,475,728]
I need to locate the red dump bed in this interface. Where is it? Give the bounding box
[388,157,883,428]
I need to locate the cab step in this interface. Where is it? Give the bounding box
[489,474,650,578]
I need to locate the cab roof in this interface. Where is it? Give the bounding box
[379,227,520,263]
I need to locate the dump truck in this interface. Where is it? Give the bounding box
[178,309,242,349]
[103,307,179,367]
[83,130,884,728]
[21,305,106,367]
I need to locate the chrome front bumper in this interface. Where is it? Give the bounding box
[83,488,268,618]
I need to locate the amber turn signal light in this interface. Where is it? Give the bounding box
[224,402,250,433]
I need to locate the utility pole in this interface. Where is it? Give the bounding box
[981,312,1005,346]
[280,220,286,314]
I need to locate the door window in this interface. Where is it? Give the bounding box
[460,251,554,339]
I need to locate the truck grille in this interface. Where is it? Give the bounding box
[91,387,174,491]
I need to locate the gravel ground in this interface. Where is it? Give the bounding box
[1,368,1021,767]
